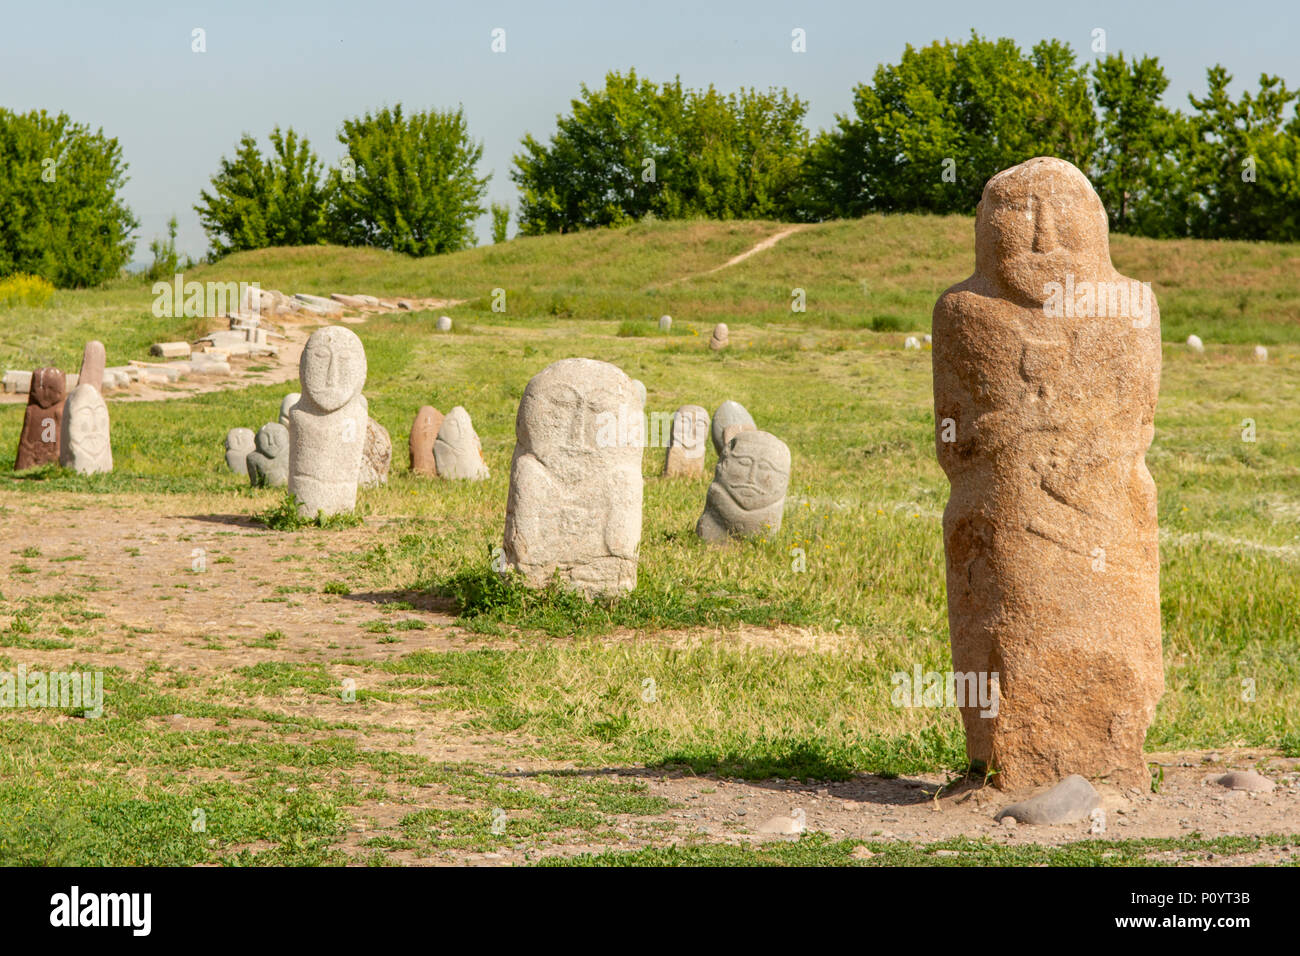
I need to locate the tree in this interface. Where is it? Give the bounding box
[144,216,189,281]
[327,105,489,255]
[511,71,809,233]
[0,108,137,287]
[1090,54,1189,236]
[804,33,1096,219]
[1182,67,1300,241]
[491,202,510,243]
[194,127,329,256]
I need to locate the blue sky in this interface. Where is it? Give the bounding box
[2,0,1295,263]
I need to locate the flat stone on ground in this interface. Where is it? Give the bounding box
[994,774,1100,825]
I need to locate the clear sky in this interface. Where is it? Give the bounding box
[3,0,1296,264]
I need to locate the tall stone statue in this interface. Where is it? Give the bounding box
[59,383,112,474]
[932,156,1162,790]
[288,326,368,517]
[503,358,642,597]
[78,341,106,393]
[15,367,66,470]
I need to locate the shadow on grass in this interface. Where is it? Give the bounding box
[341,590,457,614]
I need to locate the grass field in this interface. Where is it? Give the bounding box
[1,216,1297,865]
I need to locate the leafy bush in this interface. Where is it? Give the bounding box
[0,273,54,308]
[194,127,330,257]
[0,108,138,287]
[326,104,489,256]
[491,202,510,243]
[144,216,190,282]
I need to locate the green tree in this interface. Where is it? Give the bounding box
[194,127,328,256]
[511,70,809,233]
[490,202,510,243]
[512,71,678,234]
[0,108,137,287]
[1183,67,1300,241]
[1091,54,1190,237]
[326,105,489,255]
[144,216,190,281]
[804,33,1096,218]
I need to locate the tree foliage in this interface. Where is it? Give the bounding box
[511,70,808,234]
[804,33,1096,219]
[326,105,489,256]
[195,127,329,256]
[0,108,137,287]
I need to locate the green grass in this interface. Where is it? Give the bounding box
[0,223,1296,865]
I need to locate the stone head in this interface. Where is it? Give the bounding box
[437,407,475,450]
[673,405,709,454]
[29,367,66,409]
[226,427,255,452]
[64,384,109,461]
[413,406,440,437]
[974,157,1112,305]
[299,327,366,412]
[256,422,289,458]
[517,358,635,464]
[717,430,790,511]
[279,392,301,426]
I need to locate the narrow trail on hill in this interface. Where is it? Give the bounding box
[667,225,806,285]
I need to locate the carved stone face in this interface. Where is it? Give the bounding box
[256,423,289,458]
[299,328,365,412]
[65,386,109,462]
[225,427,255,453]
[29,367,65,409]
[521,380,621,461]
[975,157,1111,305]
[717,431,790,511]
[437,407,475,453]
[673,406,709,456]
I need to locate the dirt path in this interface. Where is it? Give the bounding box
[666,226,806,285]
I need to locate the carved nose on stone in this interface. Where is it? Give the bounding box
[1031,203,1060,254]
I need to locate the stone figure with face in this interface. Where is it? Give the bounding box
[662,404,709,478]
[503,358,643,597]
[932,156,1162,790]
[409,406,443,475]
[247,422,290,487]
[224,427,255,476]
[696,430,790,542]
[15,367,66,470]
[433,406,489,480]
[59,384,112,474]
[288,326,368,517]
